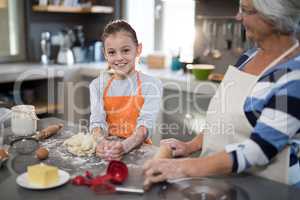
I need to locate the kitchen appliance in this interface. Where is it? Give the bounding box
[40,32,51,65]
[72,25,85,63]
[57,29,75,65]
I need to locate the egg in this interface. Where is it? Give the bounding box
[35,147,49,160]
[0,149,8,160]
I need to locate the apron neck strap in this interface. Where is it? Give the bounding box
[259,39,299,76]
[103,71,142,97]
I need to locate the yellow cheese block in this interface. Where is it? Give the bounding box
[27,163,59,187]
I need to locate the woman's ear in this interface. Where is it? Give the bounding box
[137,43,142,56]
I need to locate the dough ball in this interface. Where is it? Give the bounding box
[81,135,93,150]
[36,147,49,160]
[63,132,96,157]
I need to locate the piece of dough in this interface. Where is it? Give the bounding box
[63,132,96,157]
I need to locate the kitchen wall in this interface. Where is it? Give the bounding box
[193,0,242,74]
[0,8,9,55]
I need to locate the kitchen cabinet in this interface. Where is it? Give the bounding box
[0,64,65,117]
[0,78,63,117]
[160,88,211,142]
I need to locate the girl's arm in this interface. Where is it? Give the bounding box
[136,76,162,140]
[89,77,108,139]
[121,126,148,153]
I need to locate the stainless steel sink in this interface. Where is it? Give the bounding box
[159,178,249,200]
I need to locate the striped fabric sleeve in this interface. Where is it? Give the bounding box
[226,71,300,173]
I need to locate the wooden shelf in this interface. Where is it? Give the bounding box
[35,102,63,115]
[197,15,236,20]
[32,5,114,14]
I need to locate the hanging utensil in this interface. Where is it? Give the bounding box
[211,22,222,59]
[223,22,233,50]
[233,22,244,55]
[202,20,212,57]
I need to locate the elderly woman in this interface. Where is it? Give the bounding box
[144,0,300,189]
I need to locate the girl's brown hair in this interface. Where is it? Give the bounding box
[101,20,138,46]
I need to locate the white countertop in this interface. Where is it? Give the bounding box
[0,62,218,95]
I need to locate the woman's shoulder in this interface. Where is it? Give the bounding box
[260,53,300,83]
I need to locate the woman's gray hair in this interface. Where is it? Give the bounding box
[252,0,300,34]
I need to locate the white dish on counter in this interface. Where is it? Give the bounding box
[16,169,70,190]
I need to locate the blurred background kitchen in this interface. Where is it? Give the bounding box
[0,0,262,144]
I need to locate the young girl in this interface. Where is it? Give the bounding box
[89,20,162,160]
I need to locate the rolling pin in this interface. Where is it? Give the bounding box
[35,123,64,140]
[153,145,173,159]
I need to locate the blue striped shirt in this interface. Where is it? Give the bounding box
[226,48,300,187]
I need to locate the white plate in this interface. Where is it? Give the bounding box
[16,169,70,190]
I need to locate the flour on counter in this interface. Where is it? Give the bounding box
[40,130,106,176]
[40,128,158,175]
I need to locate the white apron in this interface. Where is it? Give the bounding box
[201,40,299,184]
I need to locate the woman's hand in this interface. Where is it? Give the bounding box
[143,158,187,190]
[160,138,191,157]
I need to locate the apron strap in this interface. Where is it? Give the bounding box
[259,40,299,76]
[103,76,114,97]
[103,72,142,97]
[136,72,142,96]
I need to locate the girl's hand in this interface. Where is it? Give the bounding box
[143,158,186,190]
[96,140,124,161]
[107,141,124,160]
[160,138,191,157]
[95,138,109,159]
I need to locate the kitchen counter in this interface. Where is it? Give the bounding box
[0,62,218,95]
[1,117,300,200]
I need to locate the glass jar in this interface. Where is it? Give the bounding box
[11,105,38,136]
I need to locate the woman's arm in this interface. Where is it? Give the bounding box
[225,71,300,173]
[160,134,203,157]
[186,134,203,154]
[143,150,233,190]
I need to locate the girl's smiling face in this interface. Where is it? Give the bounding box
[104,31,142,78]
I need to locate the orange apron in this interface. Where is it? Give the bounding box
[103,72,152,144]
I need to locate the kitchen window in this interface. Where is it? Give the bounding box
[124,0,195,62]
[0,0,25,63]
